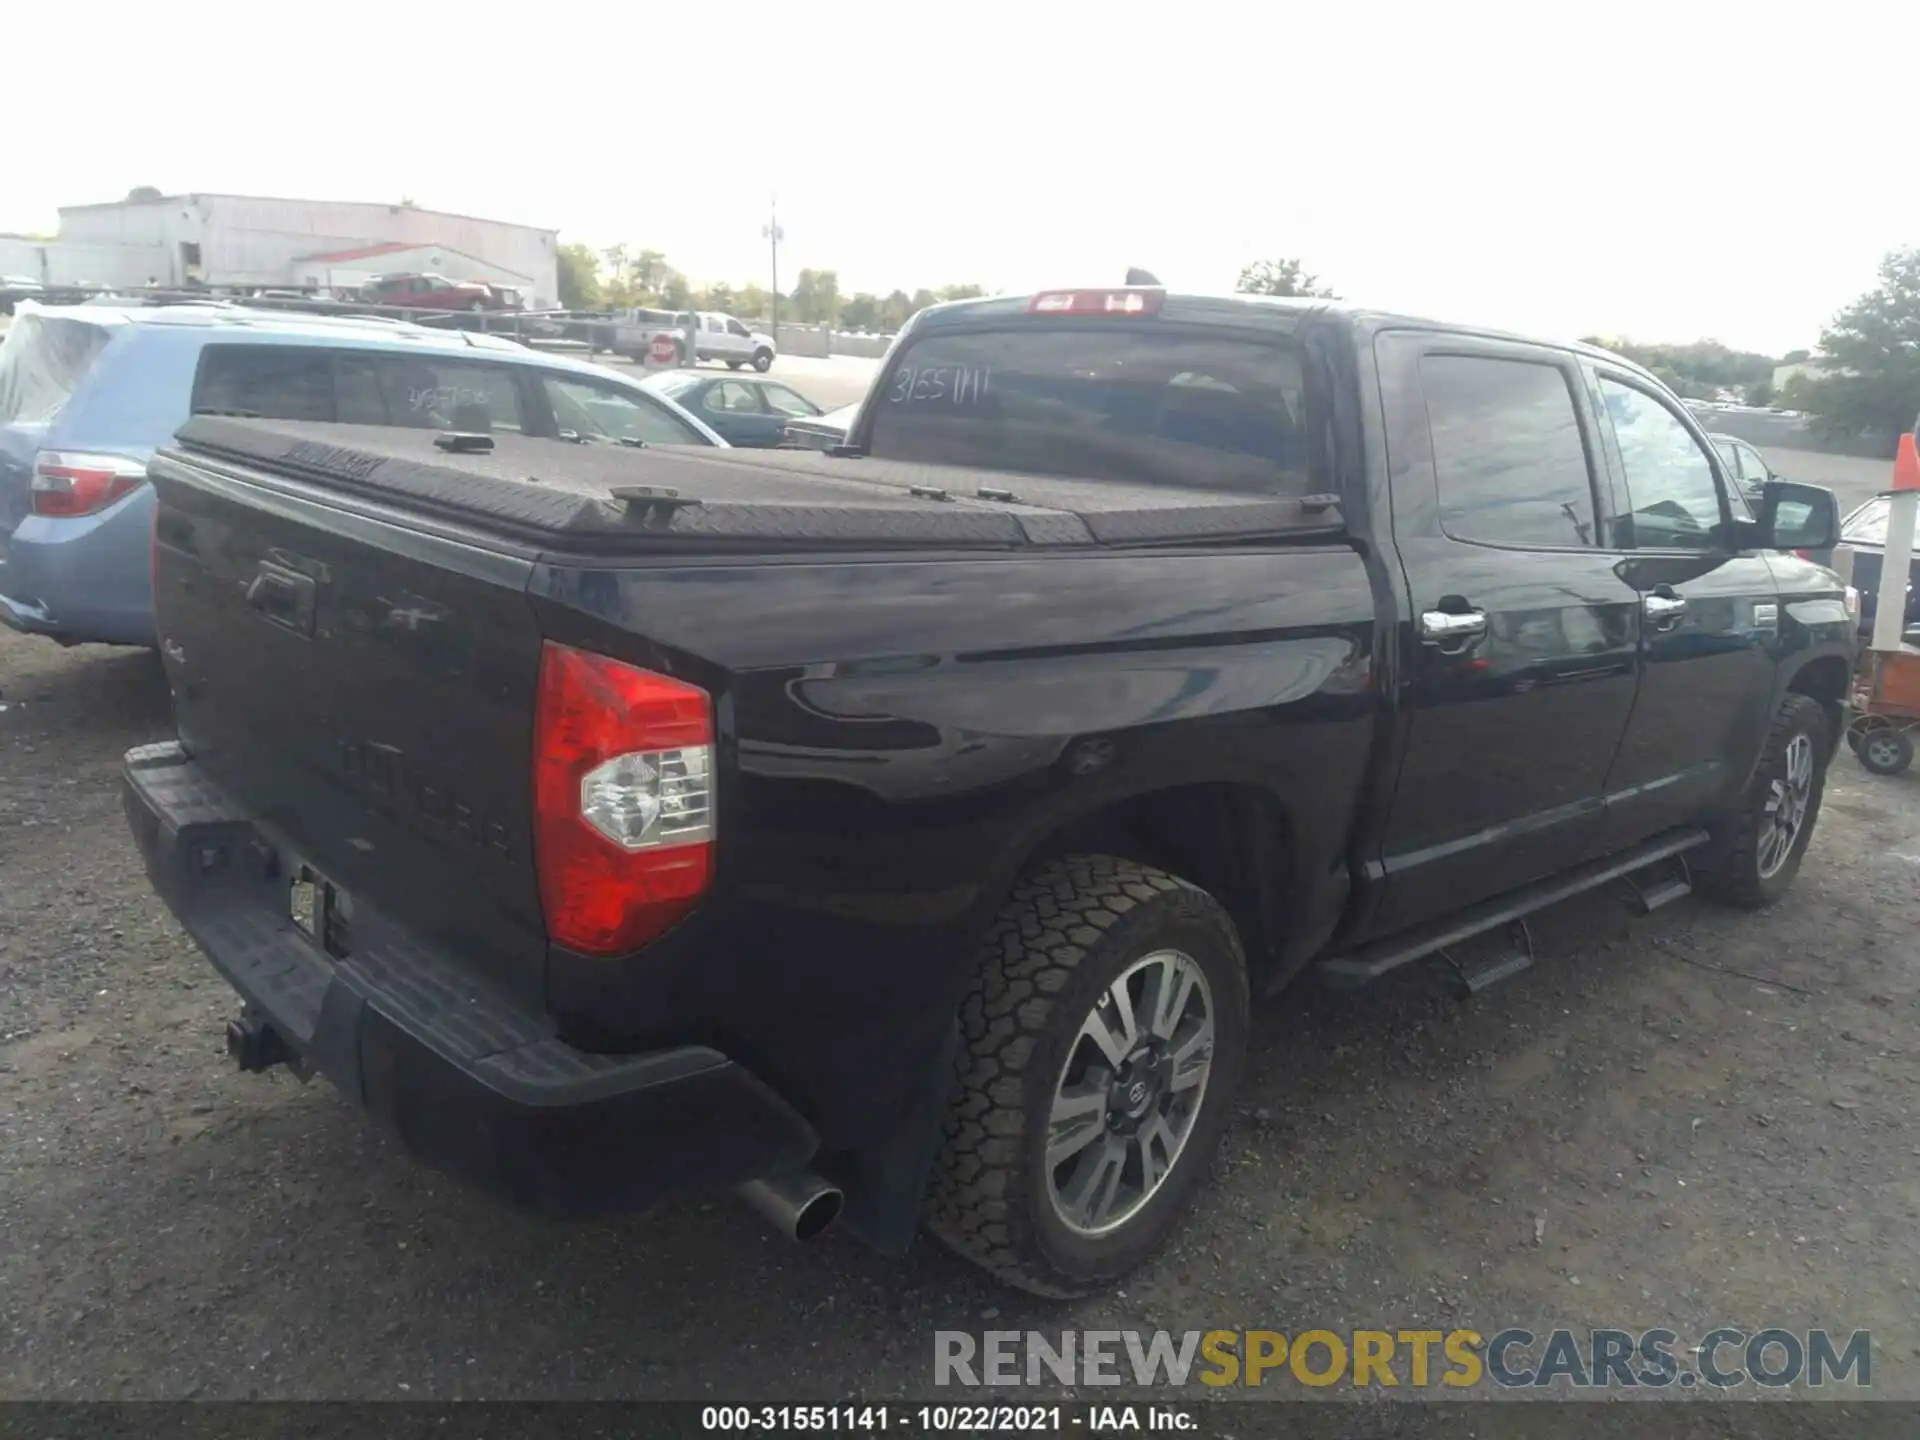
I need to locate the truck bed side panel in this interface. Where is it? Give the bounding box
[528,546,1377,1147]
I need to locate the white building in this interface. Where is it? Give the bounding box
[13,193,559,305]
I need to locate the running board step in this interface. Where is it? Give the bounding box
[1437,920,1536,998]
[1618,854,1694,916]
[1317,827,1710,990]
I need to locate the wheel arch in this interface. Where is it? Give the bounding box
[838,778,1321,1256]
[1010,779,1304,991]
[1783,650,1852,760]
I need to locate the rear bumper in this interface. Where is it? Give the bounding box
[121,741,819,1214]
[0,488,157,646]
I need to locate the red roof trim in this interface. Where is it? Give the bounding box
[293,241,419,263]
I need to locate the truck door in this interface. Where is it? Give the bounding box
[1584,367,1780,848]
[1363,332,1644,938]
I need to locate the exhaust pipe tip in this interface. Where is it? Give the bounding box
[737,1172,844,1242]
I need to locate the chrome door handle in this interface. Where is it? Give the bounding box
[1644,593,1687,629]
[1419,609,1489,645]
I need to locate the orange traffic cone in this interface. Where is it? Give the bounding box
[1895,431,1920,492]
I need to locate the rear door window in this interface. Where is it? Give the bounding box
[0,315,115,424]
[192,345,335,422]
[704,381,765,415]
[863,326,1314,494]
[1419,354,1598,548]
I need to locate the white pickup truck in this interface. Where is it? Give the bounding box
[690,311,777,371]
[603,309,777,371]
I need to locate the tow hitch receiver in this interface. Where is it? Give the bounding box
[226,1011,294,1074]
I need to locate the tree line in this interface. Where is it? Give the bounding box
[556,243,983,331]
[560,240,1920,449]
[1777,246,1920,449]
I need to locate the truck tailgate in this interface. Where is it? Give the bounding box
[150,439,550,1002]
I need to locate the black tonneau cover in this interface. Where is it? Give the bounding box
[163,416,1343,552]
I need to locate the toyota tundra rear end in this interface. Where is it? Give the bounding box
[123,291,1374,1281]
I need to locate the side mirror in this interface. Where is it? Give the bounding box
[1757,479,1839,552]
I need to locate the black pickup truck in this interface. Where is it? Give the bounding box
[125,287,1855,1296]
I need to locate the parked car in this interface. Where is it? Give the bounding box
[1,275,45,316]
[1708,432,1785,503]
[124,286,1852,1299]
[638,371,824,446]
[0,302,725,647]
[362,272,509,312]
[780,401,857,451]
[691,311,777,370]
[1834,495,1916,636]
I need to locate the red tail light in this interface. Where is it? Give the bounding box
[1027,287,1164,316]
[532,641,714,955]
[1793,548,1812,560]
[31,451,147,517]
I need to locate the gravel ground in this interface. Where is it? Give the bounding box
[3,622,1919,1406]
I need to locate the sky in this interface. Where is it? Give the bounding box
[6,0,1914,355]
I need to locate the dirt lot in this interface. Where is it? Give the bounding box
[3,619,1919,1406]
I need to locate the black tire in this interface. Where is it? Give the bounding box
[751,348,774,373]
[1858,725,1914,776]
[927,855,1249,1297]
[1695,693,1831,908]
[726,360,744,370]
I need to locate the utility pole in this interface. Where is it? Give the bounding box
[762,198,783,343]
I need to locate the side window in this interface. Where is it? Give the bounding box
[1599,378,1726,550]
[726,319,752,337]
[760,383,817,418]
[542,376,706,445]
[192,346,335,422]
[1737,443,1771,484]
[1419,354,1597,548]
[705,381,763,414]
[333,355,524,432]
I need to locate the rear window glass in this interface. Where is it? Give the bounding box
[0,315,114,425]
[863,326,1315,494]
[1843,497,1889,546]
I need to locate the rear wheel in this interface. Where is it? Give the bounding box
[1696,694,1830,908]
[927,855,1248,1296]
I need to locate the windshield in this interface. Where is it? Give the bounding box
[0,313,114,425]
[1843,497,1890,547]
[863,324,1317,494]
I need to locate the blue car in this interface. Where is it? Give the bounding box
[0,303,725,646]
[638,369,825,448]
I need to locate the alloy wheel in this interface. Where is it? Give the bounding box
[1757,732,1814,878]
[1044,949,1215,1237]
